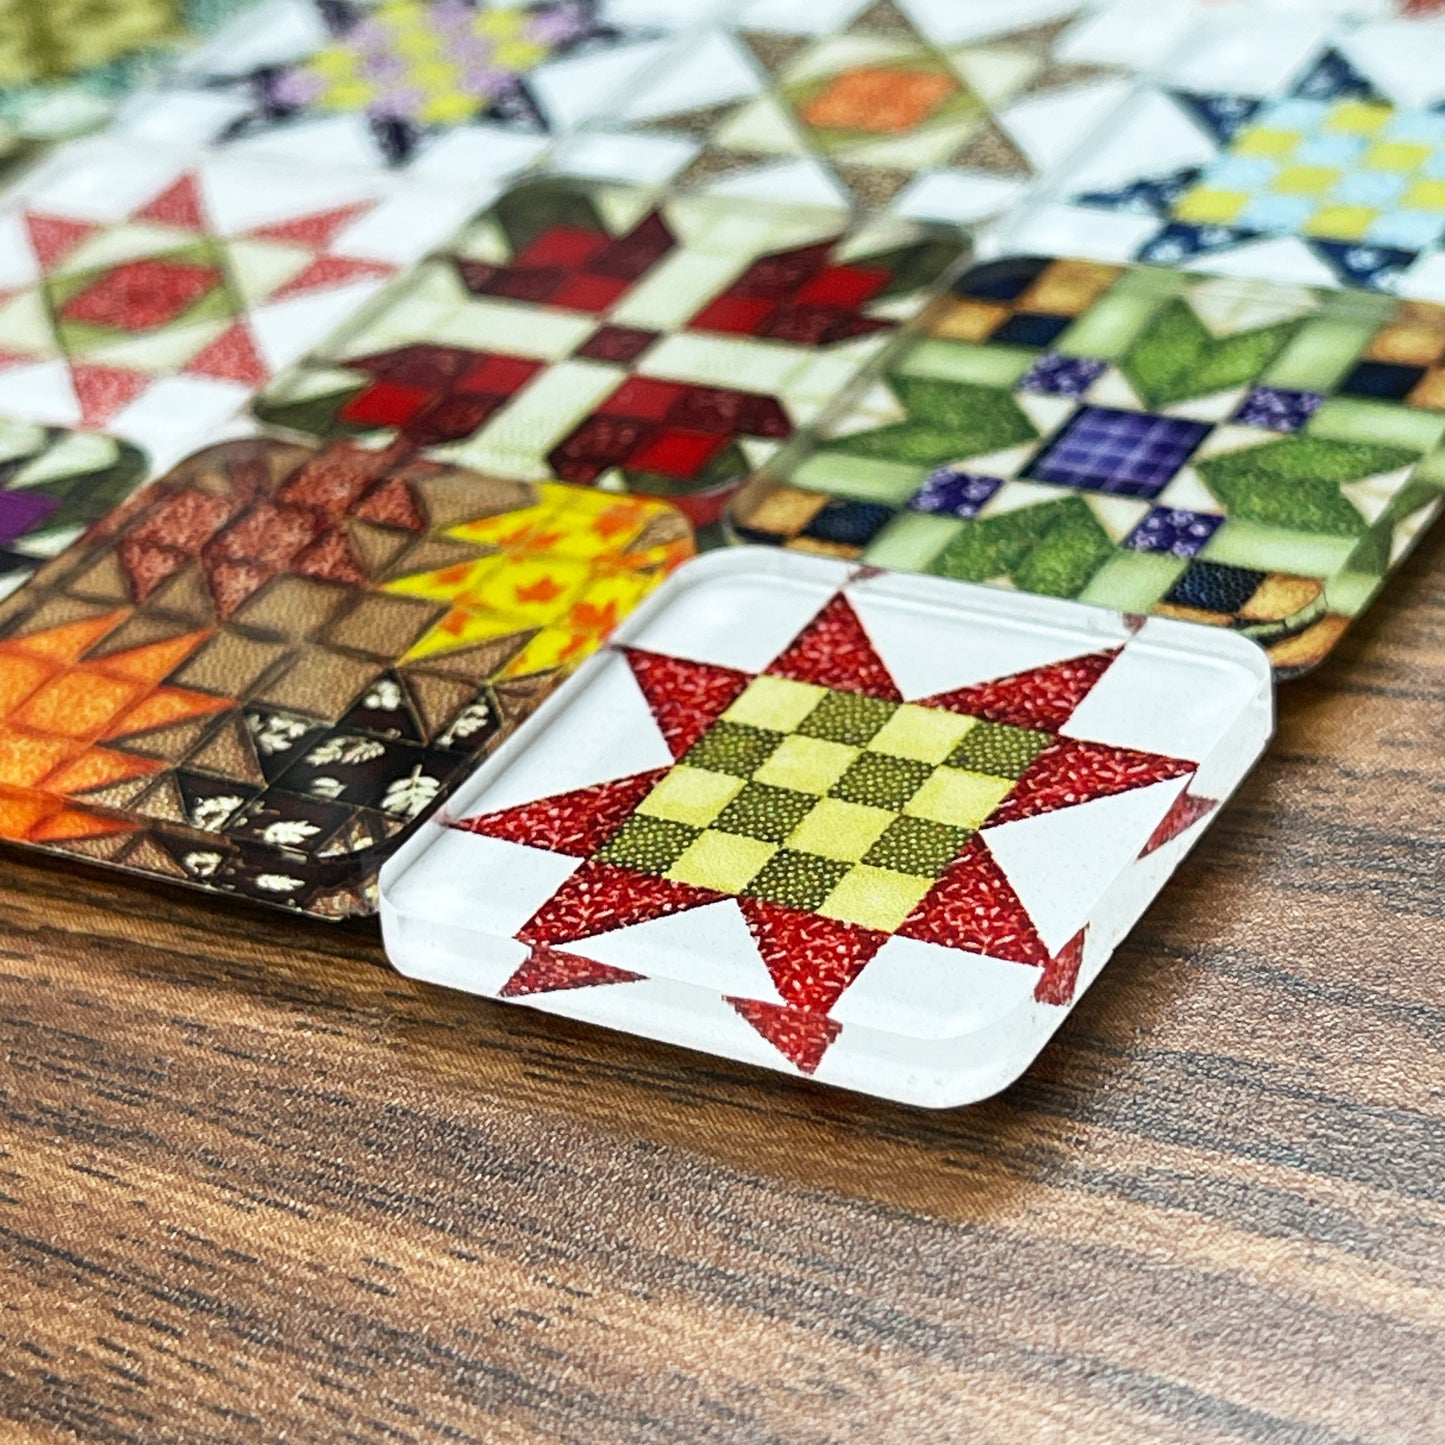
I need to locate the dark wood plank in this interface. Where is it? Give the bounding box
[2,527,1443,1445]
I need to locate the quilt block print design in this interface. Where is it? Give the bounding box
[122,0,689,172]
[563,0,1169,222]
[730,256,1445,674]
[0,0,253,142]
[1010,11,1445,294]
[0,437,692,915]
[254,176,961,530]
[450,578,1207,1082]
[0,138,483,458]
[0,420,148,600]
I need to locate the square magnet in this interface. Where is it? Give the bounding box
[380,548,1272,1107]
[0,438,692,917]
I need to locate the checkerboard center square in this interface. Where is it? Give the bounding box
[796,689,898,747]
[831,750,933,810]
[591,682,1049,931]
[1025,406,1212,499]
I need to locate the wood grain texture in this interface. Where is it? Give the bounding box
[1,530,1443,1445]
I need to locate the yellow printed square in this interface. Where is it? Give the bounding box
[1367,140,1434,173]
[786,798,895,863]
[753,734,858,795]
[565,570,654,637]
[722,676,828,733]
[1233,127,1301,159]
[1403,178,1445,213]
[904,767,1014,829]
[869,704,975,764]
[1305,204,1377,240]
[636,766,744,828]
[450,502,553,551]
[1172,188,1249,226]
[1322,101,1392,135]
[667,830,776,893]
[1273,164,1341,196]
[817,865,933,933]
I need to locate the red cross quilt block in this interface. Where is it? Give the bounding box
[379,550,1272,1106]
[0,136,488,463]
[253,175,964,529]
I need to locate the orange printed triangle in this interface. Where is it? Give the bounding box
[106,685,229,738]
[94,630,211,687]
[3,610,126,665]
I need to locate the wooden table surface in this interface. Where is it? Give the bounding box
[2,531,1443,1445]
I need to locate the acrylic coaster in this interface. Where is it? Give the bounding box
[0,438,692,917]
[551,0,1195,225]
[380,548,1272,1108]
[113,0,725,178]
[0,420,148,602]
[0,135,489,462]
[998,5,1445,297]
[253,174,964,533]
[728,254,1445,675]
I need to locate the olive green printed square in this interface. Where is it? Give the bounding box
[744,848,850,912]
[831,751,933,810]
[714,782,818,844]
[948,722,1051,779]
[595,815,701,876]
[864,815,974,879]
[681,720,784,779]
[796,689,898,747]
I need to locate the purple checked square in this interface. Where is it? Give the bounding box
[1233,385,1324,433]
[1017,353,1109,398]
[0,490,59,544]
[907,468,1002,519]
[1026,406,1212,499]
[1125,507,1224,558]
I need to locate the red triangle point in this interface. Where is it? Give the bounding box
[25,212,100,269]
[738,898,885,1014]
[501,944,642,997]
[181,321,269,386]
[919,648,1120,732]
[70,363,150,427]
[269,254,394,302]
[454,769,669,858]
[624,648,753,758]
[766,593,900,701]
[728,997,841,1075]
[134,175,207,230]
[246,202,374,249]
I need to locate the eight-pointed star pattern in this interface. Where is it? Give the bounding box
[453,586,1201,1076]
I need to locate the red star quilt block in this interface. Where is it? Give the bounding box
[0,136,487,463]
[380,550,1273,1106]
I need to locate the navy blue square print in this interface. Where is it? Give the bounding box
[1126,507,1224,558]
[907,468,1002,519]
[1026,406,1212,499]
[1165,559,1266,614]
